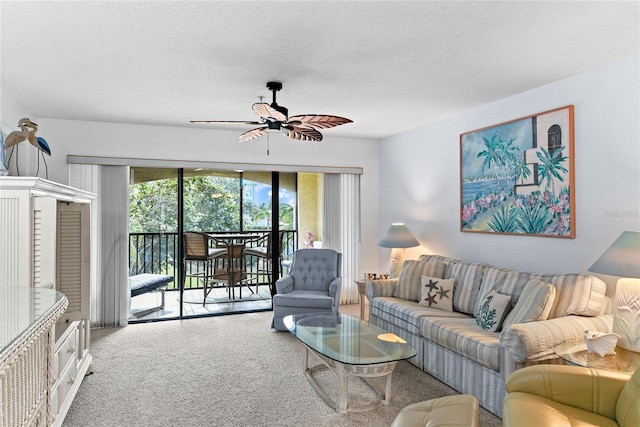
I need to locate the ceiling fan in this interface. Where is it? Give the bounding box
[191,81,352,143]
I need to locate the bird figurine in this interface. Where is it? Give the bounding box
[26,120,51,155]
[26,120,51,179]
[4,118,35,176]
[4,118,32,149]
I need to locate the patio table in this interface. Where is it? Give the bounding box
[208,233,260,299]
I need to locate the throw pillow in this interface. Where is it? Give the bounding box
[393,260,446,302]
[419,275,455,311]
[502,279,556,329]
[475,290,512,332]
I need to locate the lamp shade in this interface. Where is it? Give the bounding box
[378,223,420,248]
[588,231,640,278]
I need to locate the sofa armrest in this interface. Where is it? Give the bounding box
[500,314,613,364]
[365,279,397,299]
[275,276,294,294]
[505,365,630,419]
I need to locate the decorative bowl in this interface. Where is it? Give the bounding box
[584,330,620,357]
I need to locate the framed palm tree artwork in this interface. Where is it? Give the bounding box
[460,105,575,238]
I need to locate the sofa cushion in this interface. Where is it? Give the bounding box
[419,275,455,312]
[475,267,533,315]
[371,296,467,336]
[475,290,512,332]
[503,279,556,328]
[534,273,607,318]
[418,255,459,264]
[448,262,487,315]
[418,254,460,277]
[420,316,501,371]
[394,260,445,302]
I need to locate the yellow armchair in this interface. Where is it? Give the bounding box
[502,364,639,427]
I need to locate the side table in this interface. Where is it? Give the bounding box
[354,280,367,320]
[555,342,640,373]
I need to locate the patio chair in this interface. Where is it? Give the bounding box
[182,232,226,305]
[272,248,342,331]
[244,231,286,292]
[211,242,251,300]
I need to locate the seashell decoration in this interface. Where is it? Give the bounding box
[584,330,620,357]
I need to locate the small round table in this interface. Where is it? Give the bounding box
[354,280,367,320]
[555,342,640,373]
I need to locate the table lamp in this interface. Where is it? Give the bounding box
[588,231,640,352]
[378,223,420,279]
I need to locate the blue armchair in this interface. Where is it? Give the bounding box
[272,249,342,331]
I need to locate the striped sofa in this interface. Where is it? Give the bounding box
[365,254,613,417]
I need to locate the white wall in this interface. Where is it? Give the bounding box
[0,101,381,275]
[378,55,640,294]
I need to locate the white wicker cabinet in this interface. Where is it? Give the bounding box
[0,177,95,426]
[0,288,69,427]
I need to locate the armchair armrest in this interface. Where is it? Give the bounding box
[275,276,294,294]
[329,277,342,298]
[505,365,630,419]
[500,314,613,363]
[329,277,342,309]
[365,279,397,299]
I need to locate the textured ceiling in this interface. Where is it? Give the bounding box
[1,1,638,140]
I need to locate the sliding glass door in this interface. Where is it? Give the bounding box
[128,167,300,321]
[128,168,180,319]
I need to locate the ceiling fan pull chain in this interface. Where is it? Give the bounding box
[267,130,270,156]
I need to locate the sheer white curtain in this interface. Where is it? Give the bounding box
[322,173,361,304]
[70,164,129,327]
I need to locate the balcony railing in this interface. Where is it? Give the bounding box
[129,230,297,290]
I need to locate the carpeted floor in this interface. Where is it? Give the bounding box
[63,309,502,427]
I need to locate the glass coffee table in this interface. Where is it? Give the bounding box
[283,313,416,414]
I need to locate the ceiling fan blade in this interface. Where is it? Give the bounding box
[190,120,262,125]
[239,126,268,143]
[282,125,323,142]
[286,115,352,130]
[252,103,287,122]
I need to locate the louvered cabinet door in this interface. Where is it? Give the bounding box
[56,201,90,324]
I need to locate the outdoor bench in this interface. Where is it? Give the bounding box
[128,274,174,317]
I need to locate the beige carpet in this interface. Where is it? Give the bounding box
[63,309,502,427]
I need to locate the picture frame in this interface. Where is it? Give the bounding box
[460,105,575,238]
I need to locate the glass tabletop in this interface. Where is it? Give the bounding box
[555,342,640,373]
[0,287,66,354]
[283,313,416,365]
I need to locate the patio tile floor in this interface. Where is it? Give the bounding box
[130,285,273,321]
